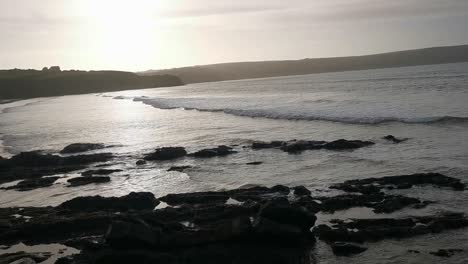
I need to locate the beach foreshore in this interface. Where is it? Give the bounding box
[0,140,467,263]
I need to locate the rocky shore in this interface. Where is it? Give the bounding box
[0,138,467,263]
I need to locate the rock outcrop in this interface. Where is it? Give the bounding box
[144,147,187,161]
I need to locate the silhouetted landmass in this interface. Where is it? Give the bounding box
[143,45,468,83]
[0,68,183,99]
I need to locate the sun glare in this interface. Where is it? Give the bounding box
[73,0,169,70]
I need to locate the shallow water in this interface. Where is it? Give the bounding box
[0,63,467,263]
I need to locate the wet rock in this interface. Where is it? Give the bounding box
[253,217,303,241]
[251,139,373,152]
[67,176,111,187]
[251,141,284,149]
[372,195,427,213]
[331,242,367,256]
[160,191,230,206]
[430,249,463,257]
[331,173,465,192]
[292,196,321,213]
[383,135,408,143]
[136,160,146,165]
[280,140,326,153]
[270,185,290,194]
[229,186,289,202]
[246,161,263,165]
[258,202,316,232]
[316,212,468,243]
[81,169,122,176]
[189,145,236,158]
[60,143,106,154]
[59,192,159,211]
[106,219,158,249]
[167,166,192,172]
[144,147,187,161]
[293,186,311,196]
[4,176,60,191]
[323,139,375,150]
[0,152,113,184]
[317,193,426,214]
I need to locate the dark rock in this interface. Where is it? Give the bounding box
[408,249,420,253]
[106,219,158,249]
[331,173,465,193]
[258,202,316,232]
[323,139,375,150]
[331,242,367,256]
[144,147,187,161]
[0,152,113,184]
[251,139,373,153]
[253,217,303,241]
[372,195,425,213]
[136,160,146,165]
[81,169,122,176]
[251,141,284,149]
[60,143,106,154]
[270,185,290,194]
[293,186,311,196]
[59,192,159,211]
[160,191,230,206]
[317,193,425,214]
[246,161,263,165]
[189,145,236,158]
[167,166,192,172]
[383,135,408,143]
[67,176,111,187]
[316,212,468,243]
[4,176,60,191]
[430,249,463,257]
[280,140,326,153]
[292,196,321,213]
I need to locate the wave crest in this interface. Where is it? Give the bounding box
[128,97,468,125]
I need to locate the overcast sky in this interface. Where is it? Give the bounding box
[1,0,468,71]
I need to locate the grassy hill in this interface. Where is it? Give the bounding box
[0,69,183,99]
[142,45,468,83]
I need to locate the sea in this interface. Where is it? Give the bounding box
[0,62,467,263]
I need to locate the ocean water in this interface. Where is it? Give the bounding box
[0,63,467,263]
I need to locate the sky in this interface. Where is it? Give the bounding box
[1,0,468,72]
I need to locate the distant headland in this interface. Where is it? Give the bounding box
[143,45,468,84]
[0,67,182,99]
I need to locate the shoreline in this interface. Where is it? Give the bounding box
[0,140,467,263]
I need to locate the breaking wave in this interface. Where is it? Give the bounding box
[129,97,468,125]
